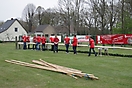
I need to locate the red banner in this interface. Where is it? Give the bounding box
[96,34,132,44]
[112,34,124,44]
[124,34,132,44]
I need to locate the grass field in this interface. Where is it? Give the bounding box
[0,43,132,88]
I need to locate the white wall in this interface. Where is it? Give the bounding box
[0,20,27,41]
[34,32,43,36]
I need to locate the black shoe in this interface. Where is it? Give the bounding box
[95,54,97,56]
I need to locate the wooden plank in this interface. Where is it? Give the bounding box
[32,60,57,69]
[5,60,64,73]
[5,60,78,79]
[33,59,99,80]
[17,42,132,50]
[5,60,99,80]
[5,60,80,76]
[39,59,82,73]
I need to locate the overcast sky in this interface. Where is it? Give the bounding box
[0,0,58,22]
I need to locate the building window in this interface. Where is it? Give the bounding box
[51,34,55,36]
[15,28,18,32]
[45,34,49,37]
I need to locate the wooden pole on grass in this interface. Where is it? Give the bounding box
[5,59,99,80]
[15,36,18,49]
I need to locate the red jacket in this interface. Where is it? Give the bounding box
[36,36,41,43]
[89,38,95,48]
[50,37,54,43]
[72,37,77,46]
[26,36,30,42]
[33,36,36,43]
[22,35,27,42]
[41,36,46,44]
[64,37,70,44]
[54,37,59,45]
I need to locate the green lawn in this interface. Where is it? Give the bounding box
[0,43,132,88]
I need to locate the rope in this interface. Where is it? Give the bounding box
[84,74,90,80]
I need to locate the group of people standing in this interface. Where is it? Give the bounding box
[50,35,59,53]
[49,34,77,54]
[64,35,77,54]
[22,34,46,51]
[22,34,30,50]
[33,35,46,51]
[64,35,97,56]
[22,34,97,56]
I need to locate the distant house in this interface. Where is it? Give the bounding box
[54,25,76,35]
[34,25,56,37]
[0,18,27,41]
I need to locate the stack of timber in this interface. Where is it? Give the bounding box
[5,59,99,80]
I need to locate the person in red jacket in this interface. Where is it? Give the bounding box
[36,35,41,50]
[50,37,54,51]
[41,35,46,51]
[33,35,37,43]
[64,35,70,53]
[53,35,59,53]
[72,35,78,54]
[88,37,97,56]
[26,34,30,42]
[26,34,30,49]
[22,34,27,50]
[32,35,37,50]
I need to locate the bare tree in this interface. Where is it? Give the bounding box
[117,0,132,34]
[123,0,132,33]
[39,8,57,26]
[81,9,93,35]
[58,0,85,35]
[72,0,84,34]
[35,6,45,25]
[121,0,125,33]
[107,0,119,34]
[125,0,132,15]
[58,0,73,35]
[22,3,36,32]
[90,0,109,34]
[83,0,100,35]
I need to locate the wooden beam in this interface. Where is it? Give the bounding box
[5,59,99,80]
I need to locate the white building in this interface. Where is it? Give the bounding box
[0,18,27,41]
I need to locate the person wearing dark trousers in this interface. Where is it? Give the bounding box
[54,44,58,53]
[27,34,30,49]
[64,35,70,53]
[33,35,36,50]
[72,35,78,54]
[41,35,46,51]
[36,35,41,50]
[88,37,97,56]
[50,37,54,51]
[53,35,59,53]
[22,34,27,50]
